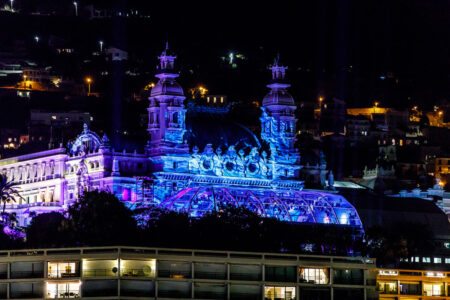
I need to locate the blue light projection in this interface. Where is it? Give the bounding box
[158,186,363,227]
[144,48,364,231]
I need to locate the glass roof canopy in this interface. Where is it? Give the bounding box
[158,186,363,229]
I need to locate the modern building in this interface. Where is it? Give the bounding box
[377,268,450,299]
[0,246,378,300]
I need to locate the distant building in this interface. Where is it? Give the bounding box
[30,110,92,126]
[105,47,128,61]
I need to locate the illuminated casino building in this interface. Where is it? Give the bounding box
[1,45,364,231]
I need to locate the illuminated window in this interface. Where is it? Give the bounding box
[207,97,210,103]
[299,268,329,284]
[214,97,217,103]
[120,259,156,278]
[51,116,56,120]
[264,286,295,300]
[422,257,431,263]
[434,257,442,264]
[445,258,450,264]
[46,282,80,298]
[423,283,444,296]
[377,281,397,294]
[220,97,224,103]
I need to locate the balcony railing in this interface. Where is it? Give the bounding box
[10,292,43,299]
[120,289,154,297]
[47,272,80,279]
[46,290,80,299]
[194,271,227,280]
[10,271,44,279]
[158,270,191,279]
[158,290,190,298]
[82,269,118,277]
[195,291,226,299]
[230,293,261,300]
[230,273,262,281]
[120,268,153,278]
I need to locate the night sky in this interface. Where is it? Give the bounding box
[0,0,449,108]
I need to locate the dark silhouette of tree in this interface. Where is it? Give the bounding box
[26,212,69,248]
[66,191,138,246]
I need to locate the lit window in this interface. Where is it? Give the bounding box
[434,257,442,264]
[220,97,224,103]
[7,138,12,142]
[52,116,56,120]
[214,97,217,103]
[299,268,329,284]
[445,258,450,264]
[48,262,78,278]
[207,97,210,103]
[423,283,444,296]
[264,286,295,300]
[423,257,431,263]
[46,282,80,298]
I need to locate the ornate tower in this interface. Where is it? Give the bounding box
[260,56,301,179]
[147,43,188,157]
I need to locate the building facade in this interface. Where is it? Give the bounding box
[0,246,378,300]
[2,45,363,231]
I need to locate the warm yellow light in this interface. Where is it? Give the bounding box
[439,111,443,116]
[85,77,92,83]
[319,96,324,102]
[413,106,418,110]
[374,102,379,107]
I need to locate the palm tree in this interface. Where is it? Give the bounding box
[0,174,22,217]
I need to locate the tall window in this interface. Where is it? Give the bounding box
[264,286,295,300]
[299,268,329,284]
[48,262,78,278]
[46,282,80,298]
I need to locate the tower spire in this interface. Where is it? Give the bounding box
[147,43,188,158]
[260,55,301,179]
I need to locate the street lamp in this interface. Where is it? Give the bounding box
[99,41,104,53]
[34,36,39,43]
[73,1,78,16]
[85,77,92,96]
[10,0,13,12]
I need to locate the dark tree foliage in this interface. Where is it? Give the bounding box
[26,212,69,248]
[142,206,365,256]
[66,191,139,246]
[365,223,435,267]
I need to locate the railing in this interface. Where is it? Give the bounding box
[195,291,226,299]
[158,270,191,279]
[46,290,80,299]
[230,273,262,281]
[120,268,154,278]
[333,278,364,285]
[10,292,43,299]
[82,269,117,277]
[120,289,154,297]
[194,271,227,280]
[230,293,261,300]
[10,271,44,279]
[81,288,117,297]
[158,290,190,298]
[47,272,80,279]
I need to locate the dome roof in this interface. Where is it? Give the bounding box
[186,111,261,150]
[158,186,364,229]
[150,80,184,97]
[262,89,295,106]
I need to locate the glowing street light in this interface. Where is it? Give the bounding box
[73,1,78,16]
[374,101,379,108]
[99,41,104,52]
[85,77,92,95]
[34,36,39,43]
